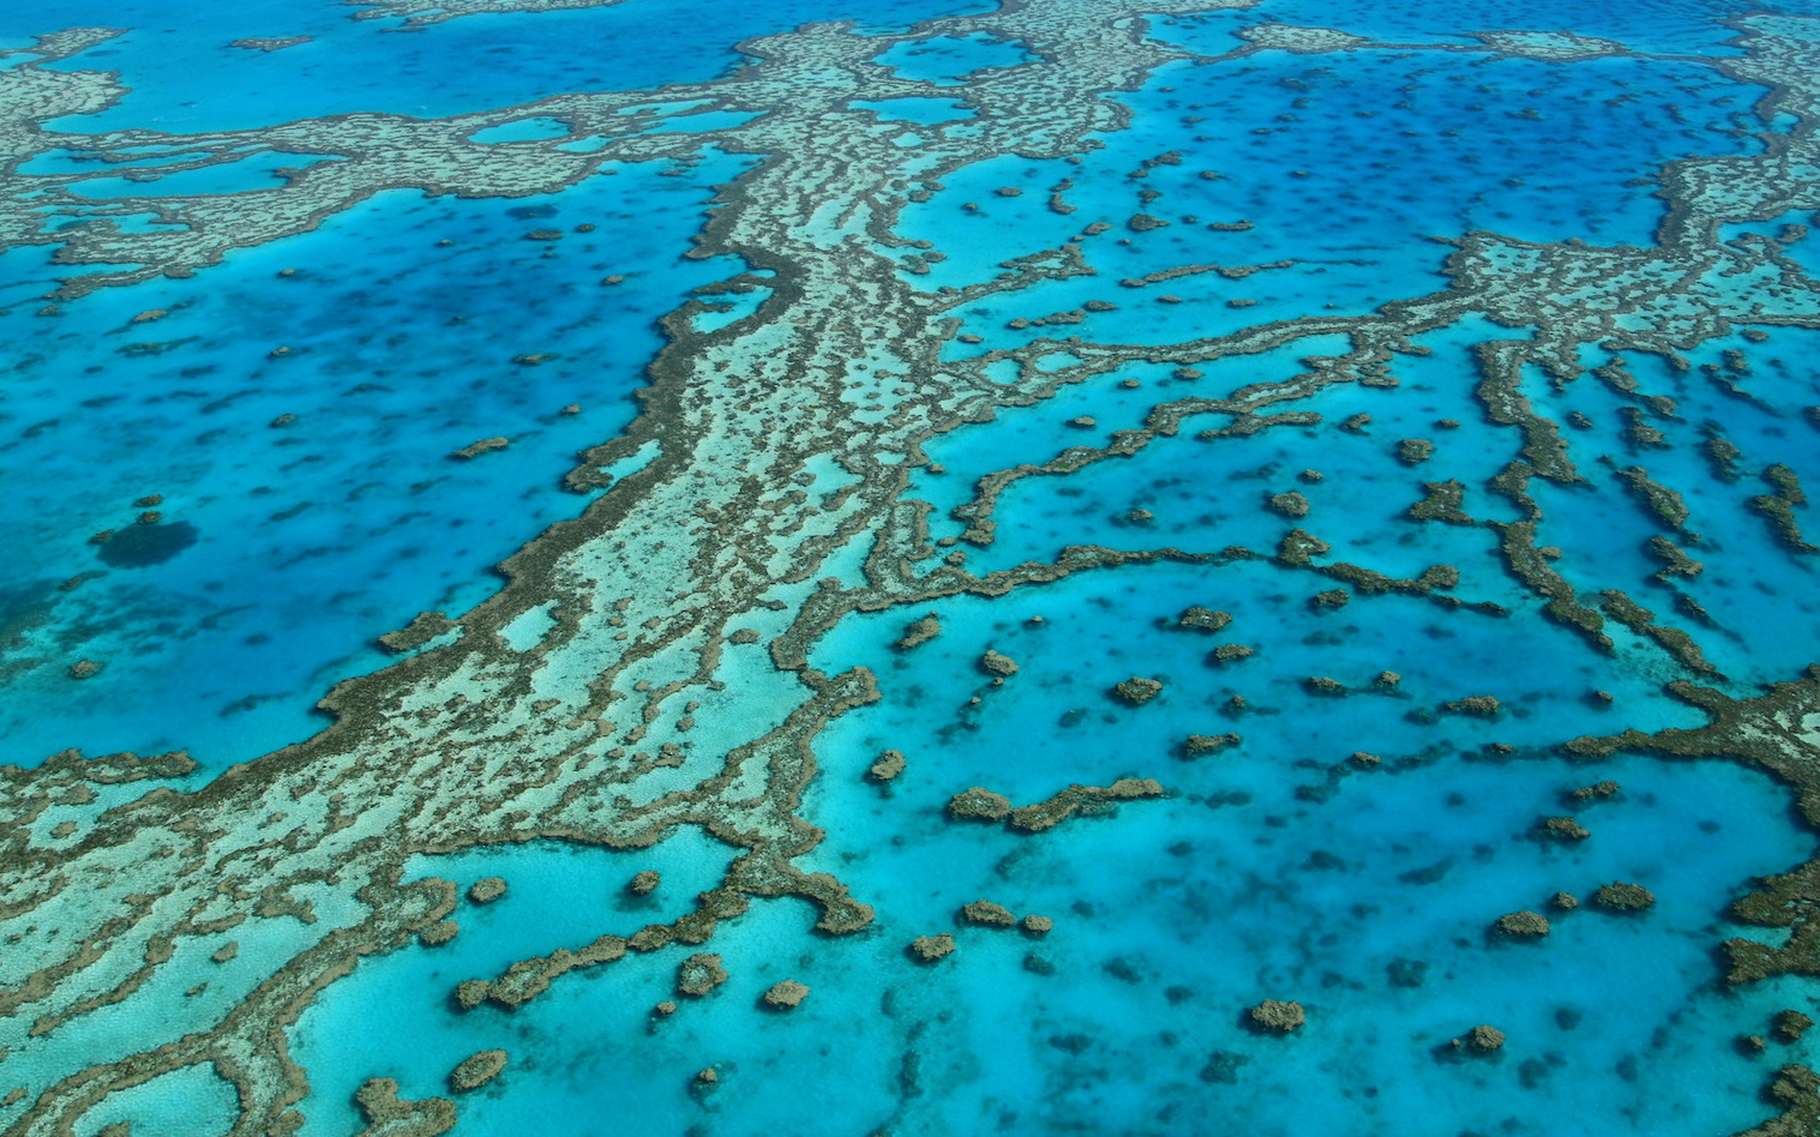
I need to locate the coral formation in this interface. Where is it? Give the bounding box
[867,749,907,783]
[979,649,1020,678]
[1537,816,1591,842]
[959,900,1016,928]
[1454,1025,1505,1055]
[1775,1011,1814,1043]
[1494,911,1551,939]
[3,3,1820,1132]
[448,1049,508,1093]
[761,980,810,1011]
[675,953,729,998]
[1184,733,1240,758]
[947,786,1014,822]
[468,877,508,905]
[1112,676,1164,705]
[895,614,942,651]
[1247,1000,1306,1033]
[1177,606,1231,632]
[1592,882,1657,913]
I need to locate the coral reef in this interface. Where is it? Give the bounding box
[947,786,1013,822]
[1536,816,1591,842]
[1247,1000,1306,1033]
[353,1078,454,1136]
[1267,491,1310,518]
[1112,676,1164,705]
[1006,779,1167,834]
[1183,733,1240,759]
[450,437,511,462]
[1592,882,1656,913]
[675,953,729,998]
[1493,911,1552,939]
[867,749,907,783]
[1177,606,1231,632]
[1443,695,1502,718]
[3,3,1820,1132]
[761,980,810,1011]
[979,649,1020,678]
[895,614,941,651]
[468,877,508,905]
[1775,1011,1814,1043]
[1454,1025,1505,1055]
[448,1049,508,1093]
[959,900,1016,928]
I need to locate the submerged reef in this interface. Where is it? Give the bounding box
[1247,999,1306,1034]
[447,1050,508,1094]
[2,0,1820,1134]
[1493,911,1552,939]
[760,980,810,1011]
[1455,1025,1507,1056]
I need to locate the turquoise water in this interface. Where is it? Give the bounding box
[874,31,1032,86]
[5,1,1820,1136]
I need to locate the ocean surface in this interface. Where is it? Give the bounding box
[3,1,1820,1136]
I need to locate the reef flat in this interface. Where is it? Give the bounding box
[3,0,1820,1134]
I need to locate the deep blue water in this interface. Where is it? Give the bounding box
[0,154,752,766]
[1152,0,1764,55]
[17,0,996,132]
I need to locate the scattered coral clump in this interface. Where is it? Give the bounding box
[948,786,1014,821]
[676,953,729,997]
[1113,676,1164,705]
[896,614,941,651]
[1267,491,1310,518]
[1184,732,1240,758]
[1593,882,1656,912]
[468,877,507,904]
[960,900,1017,927]
[868,749,907,782]
[1537,816,1591,842]
[1444,695,1502,718]
[1247,999,1306,1033]
[1453,1025,1505,1055]
[449,1049,508,1092]
[1494,911,1551,939]
[1775,1010,1814,1043]
[762,980,811,1010]
[1178,606,1232,632]
[980,649,1020,677]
